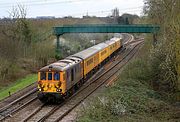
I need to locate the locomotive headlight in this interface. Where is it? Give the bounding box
[39,88,41,91]
[56,89,62,92]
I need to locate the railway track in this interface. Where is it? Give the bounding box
[53,40,144,122]
[0,88,38,121]
[20,39,143,122]
[0,34,141,122]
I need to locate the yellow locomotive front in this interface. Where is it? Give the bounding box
[38,71,64,93]
[37,58,83,103]
[37,64,66,103]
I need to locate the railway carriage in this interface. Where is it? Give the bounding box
[72,47,100,78]
[37,37,123,103]
[111,37,122,51]
[105,40,116,56]
[90,43,109,65]
[105,37,122,56]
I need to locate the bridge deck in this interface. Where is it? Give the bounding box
[53,24,160,36]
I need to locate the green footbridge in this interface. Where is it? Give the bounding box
[53,24,160,58]
[53,24,160,36]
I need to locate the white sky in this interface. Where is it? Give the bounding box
[0,0,144,18]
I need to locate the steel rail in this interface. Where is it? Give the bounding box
[53,40,143,122]
[0,88,38,121]
[2,34,137,122]
[22,103,46,122]
[22,35,134,122]
[35,40,143,122]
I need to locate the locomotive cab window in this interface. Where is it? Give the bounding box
[48,72,52,80]
[54,72,60,80]
[40,72,46,80]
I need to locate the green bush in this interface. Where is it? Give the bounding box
[120,59,152,81]
[78,78,167,122]
[78,57,170,122]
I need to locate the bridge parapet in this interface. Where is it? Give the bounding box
[53,24,160,36]
[53,24,160,59]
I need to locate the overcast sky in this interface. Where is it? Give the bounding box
[0,0,144,18]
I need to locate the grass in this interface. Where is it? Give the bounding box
[77,41,180,122]
[78,70,166,122]
[0,74,37,100]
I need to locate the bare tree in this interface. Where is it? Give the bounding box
[1,5,32,58]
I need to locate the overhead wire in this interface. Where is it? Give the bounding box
[50,6,143,17]
[0,0,94,8]
[0,0,143,17]
[0,7,142,18]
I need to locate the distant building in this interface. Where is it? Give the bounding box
[63,16,73,18]
[36,16,55,19]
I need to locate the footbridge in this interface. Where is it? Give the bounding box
[53,24,160,58]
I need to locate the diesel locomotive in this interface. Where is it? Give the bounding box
[37,37,123,103]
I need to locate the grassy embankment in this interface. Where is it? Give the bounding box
[0,74,37,100]
[78,40,180,122]
[0,17,108,101]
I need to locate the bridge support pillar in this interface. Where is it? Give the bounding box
[55,35,61,60]
[153,34,157,46]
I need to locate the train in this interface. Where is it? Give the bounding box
[37,37,123,103]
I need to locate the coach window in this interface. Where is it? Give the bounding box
[40,72,46,80]
[87,58,93,66]
[48,72,52,80]
[54,72,60,80]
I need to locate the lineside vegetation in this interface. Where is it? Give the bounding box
[0,5,113,91]
[78,0,180,121]
[0,74,37,100]
[143,0,180,100]
[78,41,180,122]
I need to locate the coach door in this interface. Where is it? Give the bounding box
[94,53,99,67]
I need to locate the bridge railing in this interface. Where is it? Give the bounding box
[53,24,160,36]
